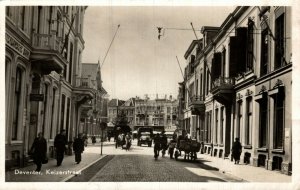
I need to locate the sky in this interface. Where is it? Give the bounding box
[82,6,234,100]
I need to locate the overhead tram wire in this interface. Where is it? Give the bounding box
[99,24,121,70]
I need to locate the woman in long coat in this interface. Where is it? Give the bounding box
[232,137,242,164]
[30,132,47,171]
[73,133,85,164]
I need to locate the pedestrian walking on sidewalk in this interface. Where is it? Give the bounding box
[168,135,177,159]
[153,133,161,160]
[30,132,47,171]
[92,135,96,145]
[73,133,85,164]
[232,137,242,164]
[160,131,168,157]
[54,129,67,166]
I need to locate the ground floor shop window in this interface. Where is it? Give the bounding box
[237,101,243,139]
[60,94,66,132]
[259,99,268,148]
[273,91,285,149]
[215,108,218,144]
[245,97,252,145]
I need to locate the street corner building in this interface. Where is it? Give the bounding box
[5,6,107,172]
[178,6,292,175]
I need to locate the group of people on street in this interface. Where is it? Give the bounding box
[29,129,86,171]
[153,131,177,160]
[29,128,243,171]
[115,132,132,151]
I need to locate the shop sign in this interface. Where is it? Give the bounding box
[30,94,44,101]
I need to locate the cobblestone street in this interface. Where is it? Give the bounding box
[70,140,242,182]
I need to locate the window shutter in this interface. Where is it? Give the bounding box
[215,53,222,77]
[211,57,215,81]
[236,27,248,73]
[211,52,221,81]
[229,36,238,77]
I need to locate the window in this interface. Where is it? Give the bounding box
[65,97,71,139]
[68,43,73,83]
[259,98,268,147]
[246,19,254,71]
[60,94,66,132]
[42,84,48,136]
[56,12,61,37]
[190,55,195,73]
[220,107,224,144]
[215,108,218,144]
[20,6,26,31]
[50,88,56,139]
[6,7,11,17]
[48,6,53,34]
[260,28,269,76]
[206,70,209,95]
[273,91,284,149]
[37,6,42,34]
[196,79,199,97]
[12,67,23,140]
[5,59,10,113]
[200,74,202,97]
[237,101,243,139]
[189,82,194,98]
[221,49,226,77]
[245,97,252,145]
[275,13,285,69]
[204,112,209,143]
[78,51,81,75]
[208,111,212,143]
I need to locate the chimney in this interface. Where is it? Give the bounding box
[169,95,172,100]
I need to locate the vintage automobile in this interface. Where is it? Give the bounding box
[137,132,152,147]
[137,127,153,147]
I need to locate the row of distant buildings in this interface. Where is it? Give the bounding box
[178,6,292,175]
[107,95,178,133]
[5,6,107,170]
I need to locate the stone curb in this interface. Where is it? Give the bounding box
[61,155,107,182]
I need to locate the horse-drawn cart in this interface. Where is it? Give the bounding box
[174,139,201,161]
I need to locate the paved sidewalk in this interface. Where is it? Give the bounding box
[198,153,291,182]
[6,145,105,182]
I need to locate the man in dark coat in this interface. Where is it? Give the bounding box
[54,129,67,166]
[232,137,242,164]
[30,132,47,171]
[153,133,161,160]
[73,133,85,164]
[160,131,168,157]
